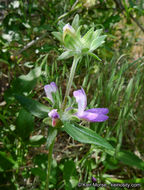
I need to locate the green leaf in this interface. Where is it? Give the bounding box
[5,67,42,102]
[90,35,106,51]
[16,109,34,141]
[12,66,41,94]
[30,135,46,145]
[15,94,50,118]
[87,52,101,61]
[76,26,82,38]
[117,150,144,170]
[58,50,75,60]
[43,117,52,126]
[93,29,103,39]
[46,127,57,149]
[124,78,133,101]
[64,35,79,50]
[82,27,94,48]
[72,14,79,30]
[52,31,62,41]
[31,167,46,181]
[63,122,114,151]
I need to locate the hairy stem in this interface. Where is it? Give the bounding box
[62,56,80,111]
[45,138,55,190]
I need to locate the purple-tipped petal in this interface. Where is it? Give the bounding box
[48,109,59,119]
[50,82,58,91]
[86,108,109,114]
[77,111,109,122]
[73,88,87,114]
[63,23,75,34]
[44,82,58,103]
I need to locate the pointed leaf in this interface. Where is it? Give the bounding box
[93,29,103,40]
[63,122,114,151]
[58,20,65,31]
[30,135,46,145]
[46,127,57,149]
[15,94,49,118]
[87,52,101,61]
[72,14,79,30]
[90,35,106,51]
[52,31,62,42]
[58,50,75,60]
[82,27,94,48]
[117,150,144,170]
[11,66,41,94]
[124,78,133,101]
[76,26,82,38]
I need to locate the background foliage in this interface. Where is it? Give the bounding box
[0,0,144,189]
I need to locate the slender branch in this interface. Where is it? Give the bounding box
[13,33,49,56]
[129,13,144,33]
[114,0,144,33]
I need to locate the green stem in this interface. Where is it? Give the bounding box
[62,56,80,111]
[45,138,55,190]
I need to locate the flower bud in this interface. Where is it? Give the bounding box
[63,23,75,40]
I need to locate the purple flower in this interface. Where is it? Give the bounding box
[44,82,58,103]
[73,88,109,122]
[48,109,60,127]
[48,109,59,119]
[91,176,97,183]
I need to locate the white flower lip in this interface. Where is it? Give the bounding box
[48,109,59,119]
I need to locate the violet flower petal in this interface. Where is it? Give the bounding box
[77,111,109,122]
[73,88,87,114]
[92,177,97,183]
[44,82,58,103]
[86,108,109,114]
[48,109,59,119]
[50,82,58,91]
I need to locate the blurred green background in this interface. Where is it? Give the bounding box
[0,0,144,189]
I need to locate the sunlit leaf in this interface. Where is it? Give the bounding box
[30,135,46,145]
[63,122,114,151]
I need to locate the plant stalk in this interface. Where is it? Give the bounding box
[45,138,55,190]
[61,56,80,111]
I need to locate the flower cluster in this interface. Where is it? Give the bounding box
[44,82,109,127]
[52,14,106,60]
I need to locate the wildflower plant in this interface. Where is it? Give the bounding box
[15,15,114,190]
